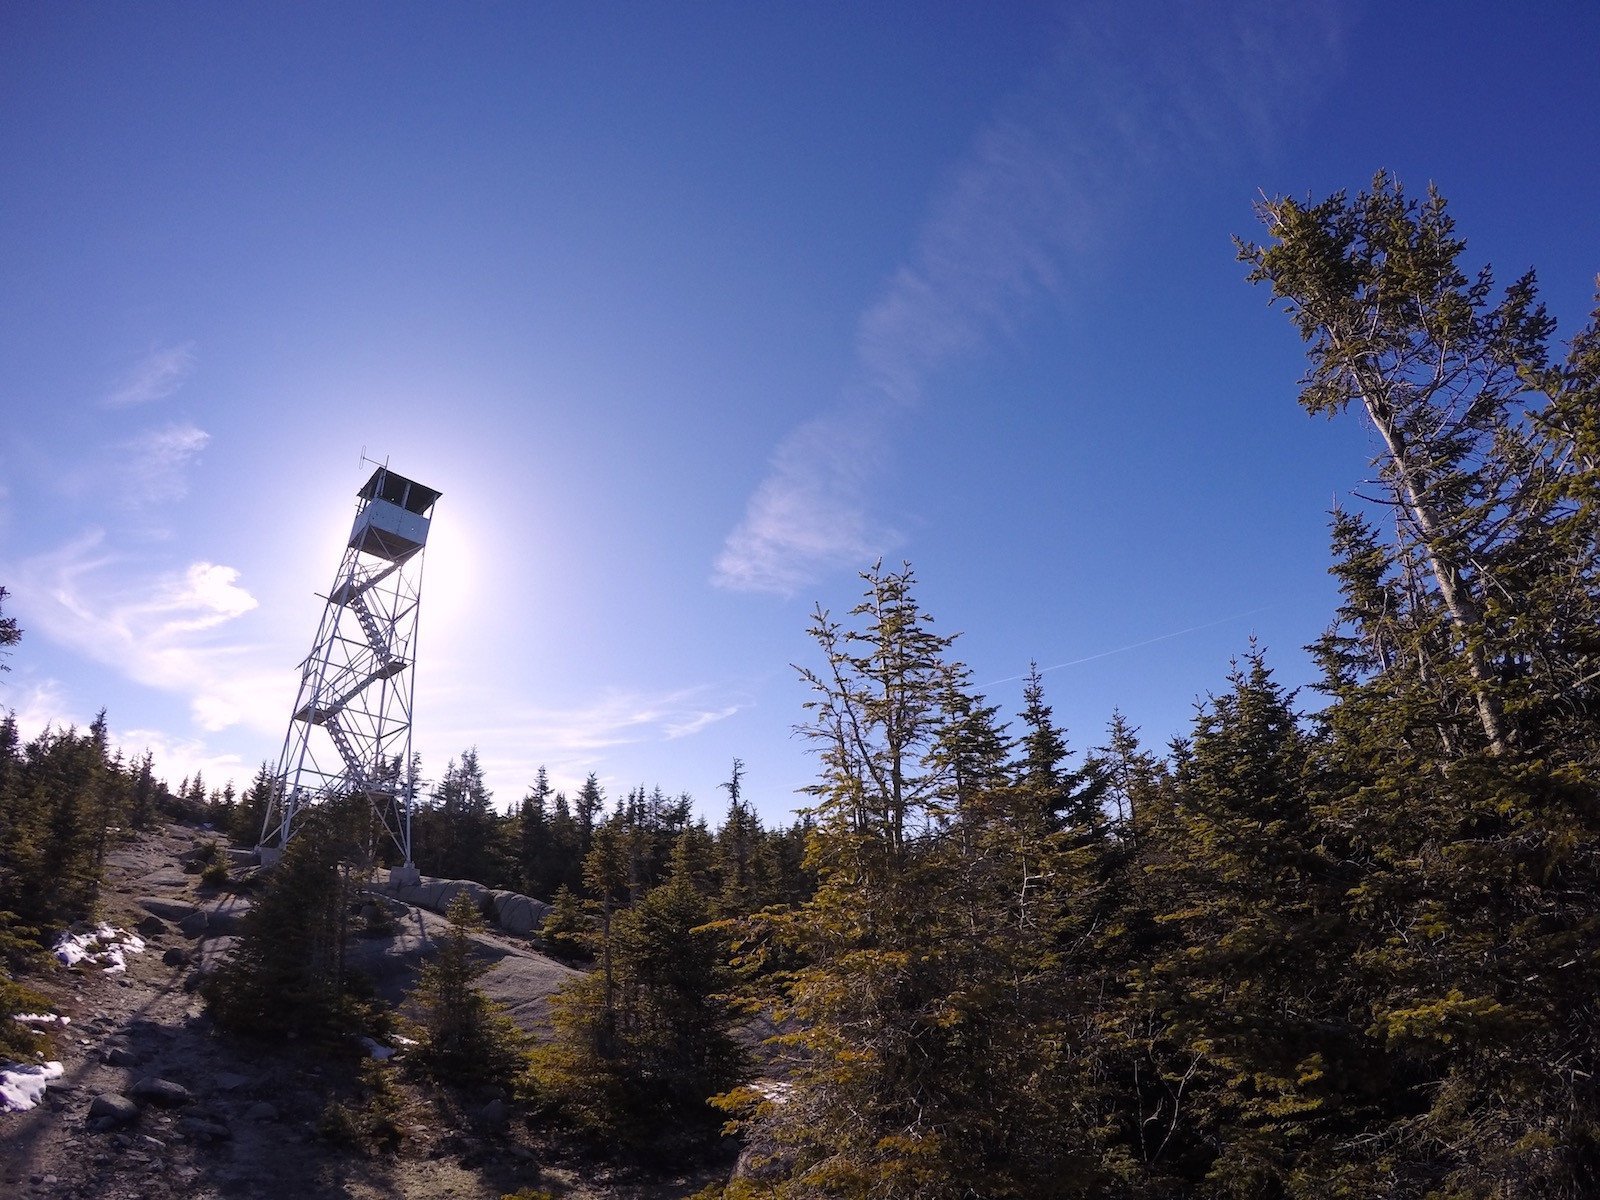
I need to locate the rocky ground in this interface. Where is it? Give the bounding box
[0,823,731,1200]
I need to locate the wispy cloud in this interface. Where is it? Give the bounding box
[713,0,1344,596]
[104,342,197,407]
[5,677,73,739]
[713,407,892,595]
[119,423,211,506]
[664,704,742,740]
[437,687,743,758]
[424,686,745,800]
[62,422,212,510]
[6,532,278,735]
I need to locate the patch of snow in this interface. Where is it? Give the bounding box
[753,1079,793,1105]
[11,1014,69,1026]
[361,1037,397,1060]
[0,1061,64,1112]
[53,924,145,974]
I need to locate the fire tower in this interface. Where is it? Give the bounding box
[258,465,439,884]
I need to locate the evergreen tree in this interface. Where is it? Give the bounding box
[205,812,356,1037]
[1239,171,1574,756]
[728,563,1085,1197]
[533,834,744,1156]
[584,819,631,1029]
[420,749,496,883]
[714,759,761,919]
[1132,649,1357,1192]
[517,765,553,896]
[412,893,526,1085]
[230,762,275,845]
[575,772,604,858]
[540,883,590,960]
[0,586,20,670]
[1242,175,1600,1195]
[128,750,159,831]
[548,790,582,893]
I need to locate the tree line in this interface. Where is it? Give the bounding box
[403,751,816,918]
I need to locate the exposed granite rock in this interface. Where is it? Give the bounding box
[131,1077,191,1107]
[89,1092,140,1128]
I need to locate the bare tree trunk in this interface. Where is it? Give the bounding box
[1357,373,1510,755]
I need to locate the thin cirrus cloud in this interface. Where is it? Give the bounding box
[713,1,1343,597]
[6,677,73,740]
[103,342,197,408]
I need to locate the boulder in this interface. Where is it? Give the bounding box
[419,880,450,910]
[495,892,550,936]
[443,880,490,911]
[194,935,240,976]
[162,947,191,967]
[134,914,169,938]
[496,893,531,934]
[131,1077,191,1107]
[179,1115,231,1141]
[177,910,209,938]
[88,1092,139,1129]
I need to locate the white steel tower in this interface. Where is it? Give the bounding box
[259,465,440,884]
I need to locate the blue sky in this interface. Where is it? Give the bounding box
[3,2,1598,825]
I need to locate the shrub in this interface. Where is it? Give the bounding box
[318,1060,407,1154]
[0,973,56,1062]
[200,859,230,888]
[358,898,400,939]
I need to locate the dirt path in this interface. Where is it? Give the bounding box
[0,824,729,1200]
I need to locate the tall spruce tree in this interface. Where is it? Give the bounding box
[1243,175,1600,1195]
[1239,172,1567,756]
[728,563,1090,1197]
[518,765,553,896]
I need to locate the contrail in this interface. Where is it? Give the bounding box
[985,604,1281,688]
